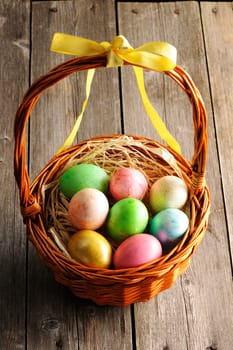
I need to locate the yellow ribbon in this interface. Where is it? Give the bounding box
[56,68,95,154]
[51,33,181,154]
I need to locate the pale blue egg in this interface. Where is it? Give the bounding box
[149,208,189,244]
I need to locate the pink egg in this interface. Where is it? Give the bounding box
[113,234,162,269]
[68,188,109,230]
[110,167,148,200]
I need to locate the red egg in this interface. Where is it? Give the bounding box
[68,188,109,230]
[110,167,148,200]
[113,234,162,269]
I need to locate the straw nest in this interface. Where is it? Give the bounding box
[42,135,192,258]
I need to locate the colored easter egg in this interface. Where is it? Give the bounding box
[113,234,162,269]
[149,175,188,213]
[149,208,189,244]
[106,198,149,242]
[59,163,110,199]
[68,188,109,230]
[110,167,148,200]
[68,230,112,268]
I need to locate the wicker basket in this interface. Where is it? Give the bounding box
[14,54,210,306]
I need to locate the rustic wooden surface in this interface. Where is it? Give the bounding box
[0,1,233,349]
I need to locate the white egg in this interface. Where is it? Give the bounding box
[149,175,188,213]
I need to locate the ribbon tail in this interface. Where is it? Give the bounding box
[132,66,181,154]
[56,68,96,154]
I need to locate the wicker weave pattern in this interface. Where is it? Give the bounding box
[14,55,210,306]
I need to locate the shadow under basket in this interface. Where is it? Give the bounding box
[14,55,210,306]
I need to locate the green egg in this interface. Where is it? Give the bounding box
[106,198,149,242]
[59,163,110,199]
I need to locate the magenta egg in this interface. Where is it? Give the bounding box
[110,167,148,200]
[113,234,162,269]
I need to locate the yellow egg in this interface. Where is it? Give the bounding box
[149,175,188,213]
[68,230,112,269]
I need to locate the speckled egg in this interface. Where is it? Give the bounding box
[149,175,188,213]
[149,208,189,245]
[68,188,109,230]
[110,167,148,200]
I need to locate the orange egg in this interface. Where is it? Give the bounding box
[68,188,109,230]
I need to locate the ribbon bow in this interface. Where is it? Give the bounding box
[51,33,180,154]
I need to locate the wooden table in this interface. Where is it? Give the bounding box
[1,1,233,349]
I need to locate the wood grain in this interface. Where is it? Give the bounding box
[1,1,233,349]
[30,1,122,175]
[201,2,233,265]
[27,1,132,349]
[118,2,233,350]
[0,1,30,349]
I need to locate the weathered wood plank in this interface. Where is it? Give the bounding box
[118,1,233,349]
[0,1,30,349]
[27,1,132,349]
[30,1,122,174]
[201,1,233,269]
[2,1,233,349]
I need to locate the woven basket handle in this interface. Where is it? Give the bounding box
[14,55,208,220]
